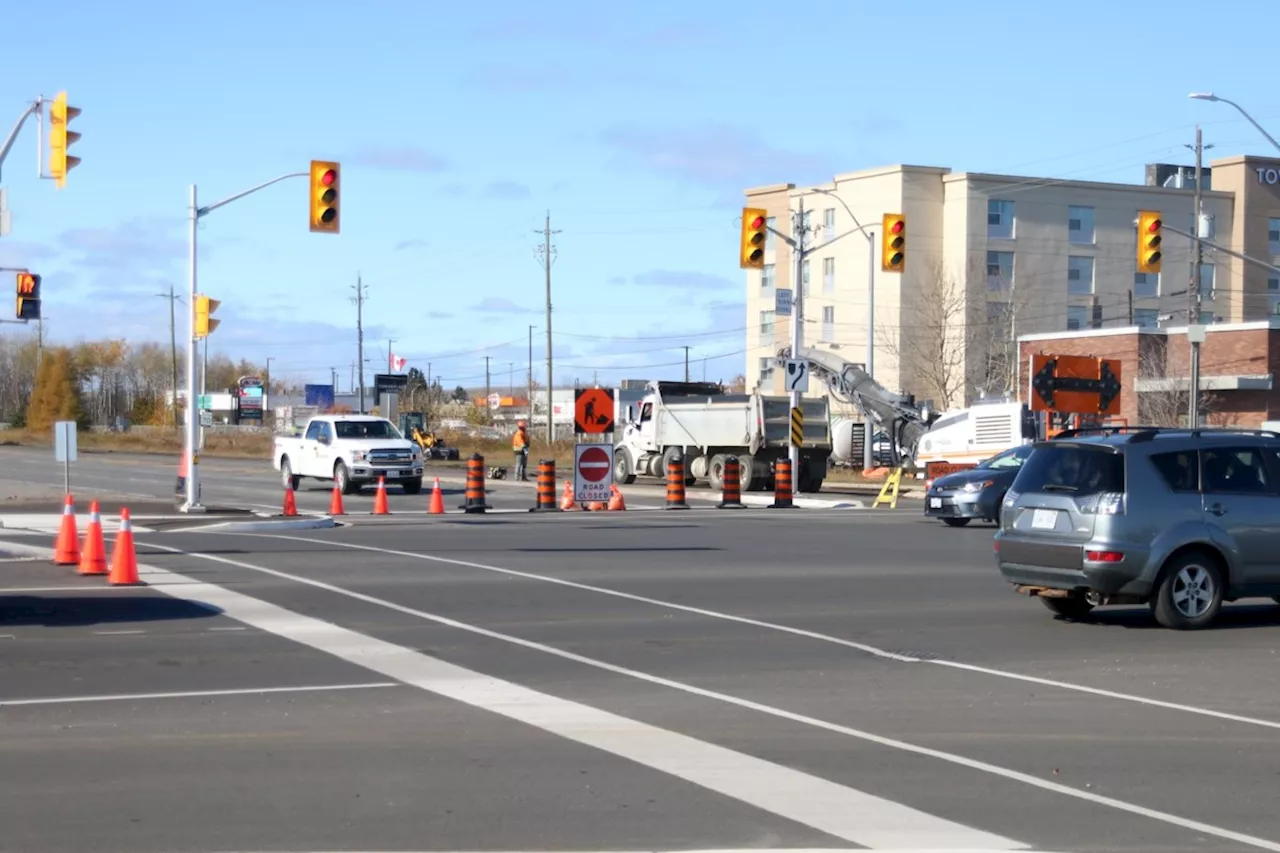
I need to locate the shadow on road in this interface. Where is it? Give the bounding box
[0,594,221,627]
[1056,603,1280,630]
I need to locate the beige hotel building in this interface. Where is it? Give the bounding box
[744,154,1280,416]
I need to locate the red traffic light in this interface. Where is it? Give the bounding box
[321,169,336,187]
[749,215,765,229]
[1146,217,1161,233]
[890,219,904,234]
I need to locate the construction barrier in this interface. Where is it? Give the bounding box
[372,476,390,515]
[461,454,490,514]
[78,499,107,576]
[428,477,446,514]
[108,508,143,586]
[329,482,346,515]
[665,454,689,510]
[531,460,559,512]
[769,459,796,509]
[53,494,80,566]
[717,456,745,509]
[283,487,298,517]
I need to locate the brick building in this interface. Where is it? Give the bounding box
[1018,320,1280,427]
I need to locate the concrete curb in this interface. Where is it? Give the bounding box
[738,494,866,510]
[164,514,337,534]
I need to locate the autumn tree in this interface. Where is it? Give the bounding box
[25,347,88,432]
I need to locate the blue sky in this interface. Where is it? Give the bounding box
[0,0,1277,392]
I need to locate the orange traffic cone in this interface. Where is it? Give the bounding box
[586,501,607,511]
[428,477,445,514]
[108,508,143,586]
[78,499,108,576]
[328,483,345,516]
[607,484,627,511]
[559,480,580,511]
[53,494,80,566]
[282,487,298,517]
[372,477,390,515]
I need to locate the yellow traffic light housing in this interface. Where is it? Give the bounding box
[1137,210,1162,274]
[882,214,905,272]
[195,294,221,338]
[739,207,768,269]
[49,91,82,190]
[309,160,340,234]
[15,272,40,321]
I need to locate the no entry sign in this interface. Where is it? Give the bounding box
[574,443,613,503]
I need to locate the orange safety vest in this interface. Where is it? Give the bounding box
[512,429,528,451]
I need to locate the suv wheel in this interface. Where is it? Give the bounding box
[1040,595,1094,620]
[1152,551,1224,630]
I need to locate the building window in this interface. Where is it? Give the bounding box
[823,208,835,243]
[986,251,1013,291]
[1270,217,1280,255]
[988,199,1015,239]
[1199,263,1215,299]
[1068,205,1095,244]
[758,356,775,380]
[1134,308,1159,329]
[1067,305,1087,331]
[801,259,810,296]
[761,263,776,291]
[821,305,835,342]
[1067,255,1095,295]
[758,310,775,345]
[1134,271,1159,299]
[765,217,777,251]
[822,257,835,294]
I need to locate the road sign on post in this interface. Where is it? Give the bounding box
[54,420,77,493]
[784,359,809,392]
[1028,354,1123,415]
[574,387,616,435]
[775,287,792,317]
[790,406,804,447]
[574,443,613,503]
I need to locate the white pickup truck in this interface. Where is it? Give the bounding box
[273,414,424,495]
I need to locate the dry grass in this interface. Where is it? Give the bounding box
[433,432,581,468]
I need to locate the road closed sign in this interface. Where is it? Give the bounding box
[574,443,613,503]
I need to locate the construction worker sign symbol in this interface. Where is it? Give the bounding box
[574,387,616,435]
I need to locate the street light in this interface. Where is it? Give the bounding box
[810,187,877,471]
[1188,92,1280,155]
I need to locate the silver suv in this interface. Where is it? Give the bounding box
[994,427,1280,630]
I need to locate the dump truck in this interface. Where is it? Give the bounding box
[612,380,832,492]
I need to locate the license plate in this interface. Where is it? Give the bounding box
[1031,508,1058,530]
[929,498,942,509]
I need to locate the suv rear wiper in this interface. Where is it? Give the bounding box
[1041,484,1079,492]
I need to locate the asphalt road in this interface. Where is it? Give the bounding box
[5,456,1280,851]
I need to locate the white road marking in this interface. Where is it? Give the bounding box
[0,682,400,706]
[139,540,1280,852]
[93,629,145,636]
[254,533,1280,733]
[122,542,1025,851]
[207,626,247,632]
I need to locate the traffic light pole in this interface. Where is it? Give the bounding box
[788,197,807,483]
[181,171,307,513]
[0,99,42,183]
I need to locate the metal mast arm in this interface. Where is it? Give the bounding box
[0,101,41,182]
[198,172,308,217]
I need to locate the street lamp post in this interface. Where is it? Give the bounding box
[181,171,307,514]
[811,188,878,471]
[1188,93,1280,155]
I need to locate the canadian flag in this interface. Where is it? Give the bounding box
[391,353,407,372]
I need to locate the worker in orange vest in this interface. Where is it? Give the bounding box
[512,420,529,481]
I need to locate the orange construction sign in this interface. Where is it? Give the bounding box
[1028,354,1123,416]
[574,387,616,435]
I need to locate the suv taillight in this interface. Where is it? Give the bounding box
[1078,491,1124,516]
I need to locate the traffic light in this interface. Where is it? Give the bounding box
[15,272,40,321]
[739,207,768,269]
[1137,210,1162,274]
[882,214,905,272]
[309,160,340,234]
[48,91,82,190]
[194,294,221,338]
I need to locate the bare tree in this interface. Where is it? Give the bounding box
[877,258,971,410]
[1137,345,1218,426]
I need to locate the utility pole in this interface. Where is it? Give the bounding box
[330,367,337,396]
[155,283,181,427]
[352,276,367,413]
[1188,126,1207,428]
[527,325,535,425]
[789,196,808,481]
[534,211,561,443]
[683,346,690,382]
[508,361,514,396]
[484,356,492,424]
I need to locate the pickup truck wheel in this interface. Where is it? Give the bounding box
[334,461,357,496]
[401,477,423,495]
[280,457,301,491]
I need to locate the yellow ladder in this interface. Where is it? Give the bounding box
[872,468,903,509]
